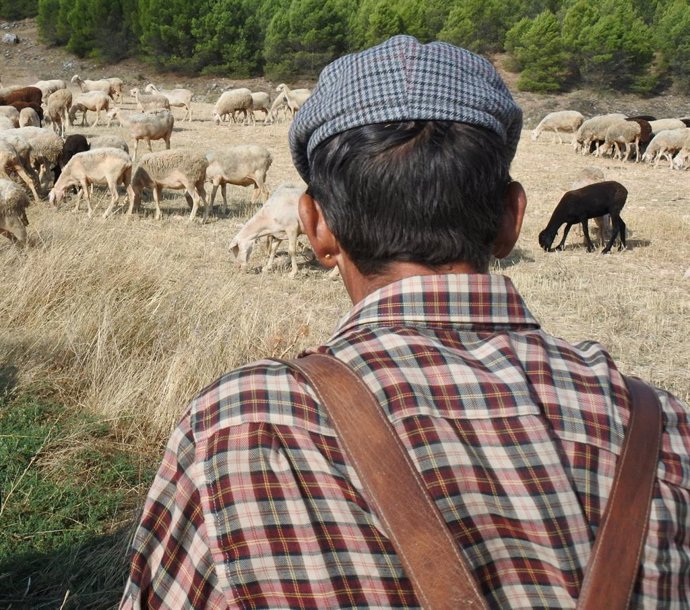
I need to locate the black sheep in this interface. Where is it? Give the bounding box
[539,181,628,254]
[53,134,90,184]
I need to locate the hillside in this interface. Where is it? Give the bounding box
[3,17,690,127]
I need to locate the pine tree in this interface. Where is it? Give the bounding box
[656,0,690,89]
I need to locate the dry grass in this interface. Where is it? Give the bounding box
[1,101,689,449]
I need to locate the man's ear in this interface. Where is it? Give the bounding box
[492,181,527,260]
[298,192,339,267]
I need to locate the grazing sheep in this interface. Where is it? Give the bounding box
[249,92,271,124]
[45,88,72,136]
[596,119,642,162]
[144,84,193,121]
[0,105,19,127]
[33,79,66,101]
[107,108,174,161]
[0,86,43,108]
[570,167,612,247]
[274,84,311,118]
[648,118,686,135]
[7,101,43,124]
[71,74,113,98]
[573,114,627,155]
[539,181,627,254]
[49,147,132,218]
[228,183,305,277]
[88,134,129,153]
[0,132,43,202]
[69,91,112,127]
[13,126,63,189]
[18,107,41,128]
[128,149,209,221]
[105,77,124,102]
[671,131,690,170]
[642,128,690,168]
[531,110,585,143]
[0,177,30,244]
[206,145,273,213]
[267,95,290,124]
[129,87,170,112]
[213,88,253,125]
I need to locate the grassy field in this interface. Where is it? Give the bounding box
[1,98,689,607]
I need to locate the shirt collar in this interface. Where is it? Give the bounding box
[330,273,540,338]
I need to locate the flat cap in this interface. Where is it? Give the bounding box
[289,35,523,183]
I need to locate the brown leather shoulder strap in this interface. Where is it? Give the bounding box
[276,356,663,610]
[576,376,663,609]
[275,353,488,610]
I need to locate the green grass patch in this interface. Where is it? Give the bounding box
[0,394,156,608]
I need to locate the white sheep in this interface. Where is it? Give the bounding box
[144,84,193,122]
[249,92,271,125]
[19,107,41,128]
[0,116,15,130]
[573,114,627,155]
[107,108,174,161]
[228,182,305,277]
[531,111,585,143]
[129,87,170,112]
[206,145,273,213]
[274,84,311,118]
[49,147,132,218]
[648,118,686,135]
[0,132,43,202]
[642,128,690,168]
[34,79,67,102]
[88,134,129,154]
[671,132,690,170]
[128,149,209,221]
[69,91,112,127]
[13,126,63,189]
[105,77,124,102]
[213,88,252,125]
[596,120,642,162]
[0,105,20,127]
[71,74,114,98]
[45,88,72,137]
[0,177,30,244]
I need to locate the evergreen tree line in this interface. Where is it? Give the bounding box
[2,0,689,93]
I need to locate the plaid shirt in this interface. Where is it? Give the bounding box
[120,274,690,609]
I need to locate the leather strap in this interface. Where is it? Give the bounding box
[276,354,488,609]
[576,376,663,609]
[277,355,663,610]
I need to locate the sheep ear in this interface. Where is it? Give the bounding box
[493,181,526,259]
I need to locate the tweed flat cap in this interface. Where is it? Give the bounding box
[289,35,523,183]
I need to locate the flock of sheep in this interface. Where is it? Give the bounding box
[0,75,314,275]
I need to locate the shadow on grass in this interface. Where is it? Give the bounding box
[0,524,134,610]
[0,364,18,396]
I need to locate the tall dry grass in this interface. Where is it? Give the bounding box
[1,112,689,449]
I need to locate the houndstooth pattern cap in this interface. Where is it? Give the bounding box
[289,35,523,183]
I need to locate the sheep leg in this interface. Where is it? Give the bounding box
[602,216,626,254]
[581,221,595,252]
[197,183,209,223]
[13,161,43,203]
[554,223,574,251]
[286,225,300,278]
[102,177,121,219]
[262,237,281,272]
[153,185,163,220]
[220,183,228,214]
[91,110,100,128]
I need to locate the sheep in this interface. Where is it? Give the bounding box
[595,119,642,162]
[213,88,252,125]
[107,108,174,161]
[54,133,90,183]
[228,183,305,277]
[68,91,111,127]
[539,181,627,254]
[274,84,311,118]
[0,105,19,127]
[88,134,129,153]
[572,114,627,155]
[205,145,273,213]
[0,86,43,108]
[570,167,612,247]
[249,91,271,124]
[7,101,44,124]
[129,87,170,112]
[127,149,209,221]
[641,128,690,168]
[33,79,66,101]
[45,88,72,137]
[19,107,41,128]
[49,147,132,218]
[671,131,690,170]
[0,116,15,130]
[105,77,124,102]
[267,94,290,124]
[0,178,30,244]
[71,74,113,98]
[531,110,585,143]
[648,118,686,135]
[13,126,63,189]
[144,84,193,121]
[0,134,43,202]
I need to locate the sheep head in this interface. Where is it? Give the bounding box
[538,228,556,252]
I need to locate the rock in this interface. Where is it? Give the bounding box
[2,33,19,44]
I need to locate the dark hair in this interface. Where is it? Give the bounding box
[307,121,513,275]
